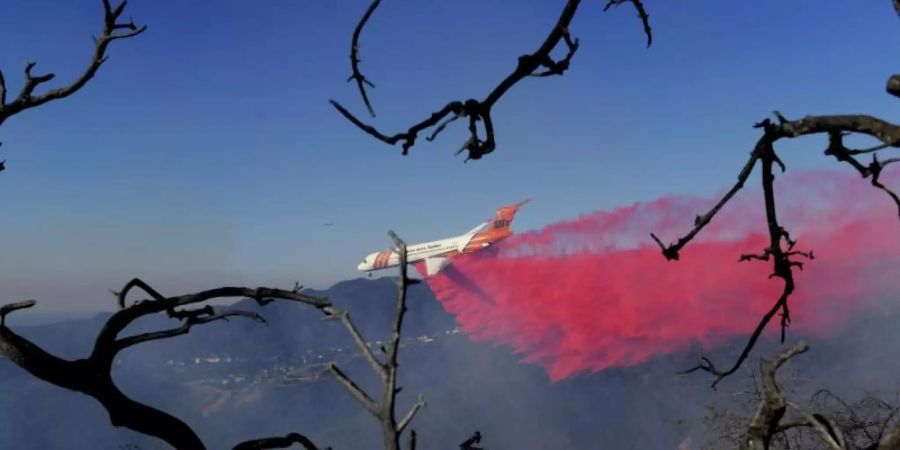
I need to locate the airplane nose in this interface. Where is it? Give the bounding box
[357,262,367,271]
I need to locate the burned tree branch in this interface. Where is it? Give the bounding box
[346,0,381,117]
[326,362,381,415]
[805,389,900,449]
[708,344,900,449]
[397,394,426,434]
[0,0,146,127]
[888,74,900,99]
[460,431,484,450]
[94,280,330,365]
[323,307,387,379]
[825,131,900,218]
[332,0,654,161]
[652,150,760,261]
[847,142,891,155]
[658,109,900,386]
[739,341,808,450]
[386,230,411,369]
[786,401,847,450]
[880,424,900,449]
[679,285,791,390]
[0,279,331,450]
[655,113,900,260]
[732,344,900,450]
[530,28,580,77]
[407,430,417,450]
[0,299,37,326]
[603,0,653,47]
[330,99,464,156]
[113,309,265,352]
[325,231,425,450]
[115,277,167,307]
[232,433,325,450]
[0,69,6,106]
[0,311,203,449]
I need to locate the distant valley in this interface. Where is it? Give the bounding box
[2,277,899,449]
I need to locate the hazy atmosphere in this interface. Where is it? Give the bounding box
[2,1,900,449]
[2,0,897,311]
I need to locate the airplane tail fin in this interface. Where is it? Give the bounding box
[490,199,530,232]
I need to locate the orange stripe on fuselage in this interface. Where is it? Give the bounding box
[373,249,393,269]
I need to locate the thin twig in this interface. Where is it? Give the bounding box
[346,0,381,117]
[333,0,654,160]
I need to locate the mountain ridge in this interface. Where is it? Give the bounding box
[1,276,898,449]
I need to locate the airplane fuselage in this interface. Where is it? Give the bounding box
[356,200,527,277]
[357,231,495,272]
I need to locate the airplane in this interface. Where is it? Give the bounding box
[357,199,530,277]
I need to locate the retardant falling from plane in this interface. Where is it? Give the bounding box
[418,169,900,381]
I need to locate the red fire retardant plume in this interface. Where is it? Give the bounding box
[418,170,900,380]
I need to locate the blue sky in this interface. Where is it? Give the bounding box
[1,0,898,311]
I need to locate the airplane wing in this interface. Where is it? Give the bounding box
[424,256,451,277]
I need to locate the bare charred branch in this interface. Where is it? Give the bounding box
[530,28,580,77]
[331,99,464,155]
[880,424,900,449]
[346,0,382,117]
[603,0,653,47]
[0,310,76,382]
[327,362,381,415]
[460,431,484,450]
[848,143,892,155]
[115,279,328,311]
[397,394,426,434]
[738,342,809,450]
[386,230,410,371]
[115,277,167,307]
[651,149,759,261]
[658,113,900,260]
[710,347,900,449]
[323,307,387,379]
[775,114,900,146]
[324,231,424,450]
[786,401,848,449]
[380,230,418,448]
[679,281,792,390]
[683,137,801,388]
[869,155,900,218]
[0,318,205,449]
[407,430,417,450]
[0,0,146,127]
[888,74,900,98]
[805,389,900,449]
[0,279,330,449]
[0,69,6,106]
[95,279,330,365]
[0,299,36,326]
[824,131,900,218]
[659,109,900,385]
[426,112,462,142]
[332,0,654,161]
[232,433,325,450]
[113,309,265,352]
